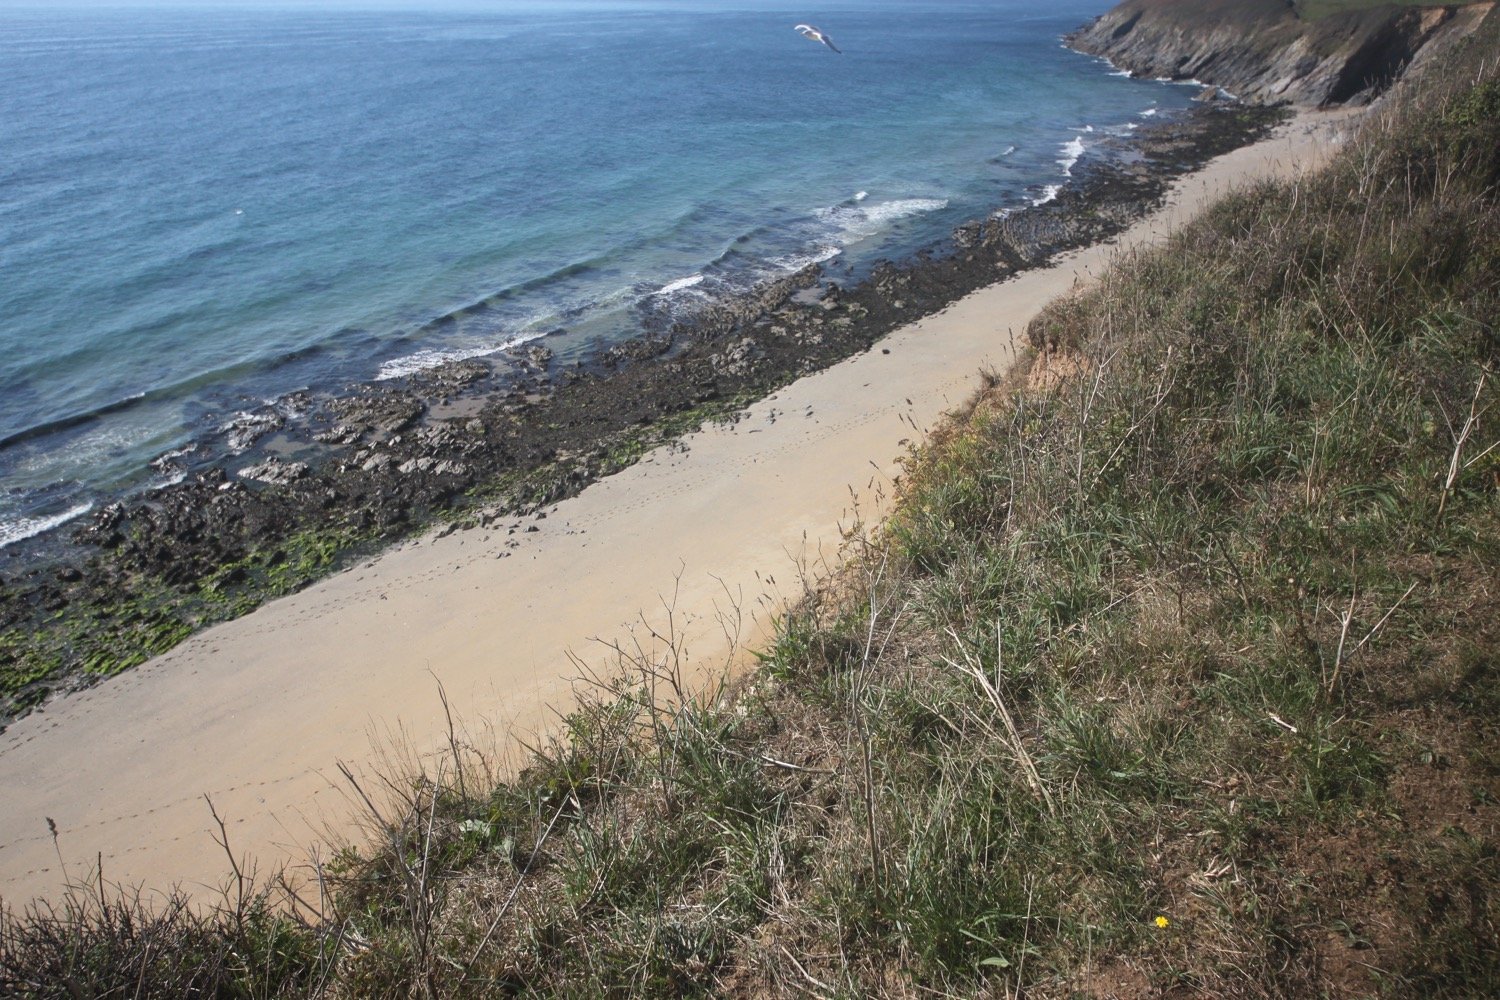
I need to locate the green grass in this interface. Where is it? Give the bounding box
[4,10,1499,998]
[0,524,375,718]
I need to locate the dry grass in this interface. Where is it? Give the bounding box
[4,11,1499,999]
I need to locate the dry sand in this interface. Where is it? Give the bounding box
[0,109,1357,907]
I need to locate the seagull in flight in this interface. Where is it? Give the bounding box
[795,24,841,54]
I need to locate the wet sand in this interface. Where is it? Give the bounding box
[0,108,1356,907]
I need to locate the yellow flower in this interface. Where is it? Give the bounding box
[1153,915,1170,928]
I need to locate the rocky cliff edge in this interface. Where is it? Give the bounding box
[1067,0,1494,107]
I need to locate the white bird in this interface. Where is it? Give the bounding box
[794,23,841,54]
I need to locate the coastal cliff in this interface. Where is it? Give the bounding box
[1068,0,1493,106]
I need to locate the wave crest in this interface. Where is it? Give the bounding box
[653,273,705,296]
[376,332,545,382]
[1058,135,1086,176]
[0,503,93,550]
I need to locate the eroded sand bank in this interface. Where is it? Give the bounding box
[0,109,1356,906]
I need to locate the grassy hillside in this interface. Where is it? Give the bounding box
[1295,0,1457,21]
[3,9,1497,999]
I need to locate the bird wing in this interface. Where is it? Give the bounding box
[794,24,841,52]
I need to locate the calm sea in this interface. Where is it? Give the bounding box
[0,0,1195,550]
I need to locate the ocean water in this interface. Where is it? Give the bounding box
[0,0,1196,551]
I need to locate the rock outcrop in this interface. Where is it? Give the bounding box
[1068,0,1492,107]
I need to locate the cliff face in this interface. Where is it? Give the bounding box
[1067,0,1493,106]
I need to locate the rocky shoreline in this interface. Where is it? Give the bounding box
[0,100,1286,726]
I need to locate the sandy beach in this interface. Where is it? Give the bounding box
[0,108,1356,907]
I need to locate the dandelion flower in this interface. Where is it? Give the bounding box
[1154,915,1170,928]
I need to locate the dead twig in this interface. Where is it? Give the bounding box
[942,626,1056,816]
[465,791,575,970]
[1437,368,1492,521]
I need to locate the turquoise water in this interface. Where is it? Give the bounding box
[0,0,1194,547]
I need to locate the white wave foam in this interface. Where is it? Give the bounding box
[853,190,868,202]
[755,195,954,278]
[12,422,158,480]
[861,197,948,226]
[1110,68,1133,78]
[149,443,196,490]
[1032,185,1062,207]
[816,196,950,244]
[148,468,189,491]
[153,444,198,465]
[1000,145,1016,156]
[376,332,543,381]
[219,410,281,453]
[0,503,94,550]
[1057,135,1086,176]
[1139,107,1158,117]
[654,273,705,296]
[769,244,842,272]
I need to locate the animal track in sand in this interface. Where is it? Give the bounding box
[0,770,316,856]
